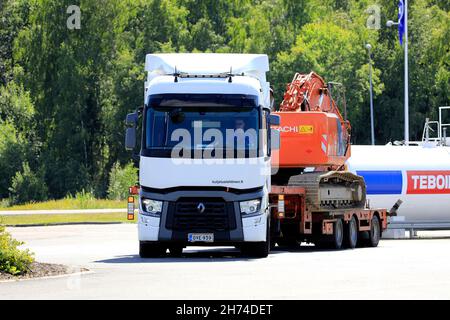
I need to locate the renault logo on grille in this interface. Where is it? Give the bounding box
[197,203,206,213]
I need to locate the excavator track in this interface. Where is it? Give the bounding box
[287,171,366,212]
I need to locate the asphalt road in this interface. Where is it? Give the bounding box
[1,224,450,299]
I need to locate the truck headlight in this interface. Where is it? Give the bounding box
[240,199,261,215]
[141,198,163,216]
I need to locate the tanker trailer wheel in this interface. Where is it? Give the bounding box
[366,215,381,247]
[344,216,358,249]
[139,241,166,258]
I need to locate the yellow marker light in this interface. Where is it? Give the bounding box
[278,194,285,218]
[127,196,135,220]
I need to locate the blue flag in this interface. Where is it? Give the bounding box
[398,0,405,45]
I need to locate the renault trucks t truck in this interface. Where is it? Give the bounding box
[125,54,279,257]
[125,53,389,258]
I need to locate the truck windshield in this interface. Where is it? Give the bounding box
[143,94,261,159]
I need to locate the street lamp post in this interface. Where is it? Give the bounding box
[366,43,375,145]
[387,0,409,145]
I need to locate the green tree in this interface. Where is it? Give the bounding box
[0,81,35,131]
[271,17,384,143]
[0,0,30,86]
[0,121,29,198]
[0,0,447,202]
[9,162,48,205]
[15,0,120,197]
[107,162,138,200]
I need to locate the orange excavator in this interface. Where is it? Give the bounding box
[273,72,351,169]
[269,72,387,249]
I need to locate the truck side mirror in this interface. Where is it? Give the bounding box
[269,114,280,126]
[270,129,280,151]
[125,127,136,151]
[125,112,138,151]
[126,112,138,126]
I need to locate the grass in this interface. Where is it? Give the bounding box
[0,212,136,226]
[0,192,136,226]
[3,198,125,211]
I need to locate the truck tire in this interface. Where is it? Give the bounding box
[242,241,269,258]
[270,241,276,251]
[316,218,344,250]
[139,241,166,258]
[276,237,300,249]
[331,218,344,249]
[344,216,358,249]
[168,246,183,257]
[241,218,270,258]
[366,215,381,247]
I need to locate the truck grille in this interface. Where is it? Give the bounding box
[166,198,236,231]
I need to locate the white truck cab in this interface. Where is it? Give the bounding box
[125,54,280,258]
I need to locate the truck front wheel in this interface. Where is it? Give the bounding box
[241,218,270,258]
[168,246,183,257]
[242,240,270,258]
[139,241,166,258]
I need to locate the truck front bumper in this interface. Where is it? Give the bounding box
[137,187,268,245]
[138,212,267,244]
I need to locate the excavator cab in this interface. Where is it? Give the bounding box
[272,72,351,169]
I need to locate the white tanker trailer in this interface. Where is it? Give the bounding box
[347,145,450,222]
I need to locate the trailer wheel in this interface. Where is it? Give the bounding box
[344,216,358,249]
[139,241,166,258]
[367,215,381,247]
[316,219,344,250]
[357,231,370,247]
[332,218,344,249]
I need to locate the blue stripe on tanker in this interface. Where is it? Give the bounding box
[356,170,403,195]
